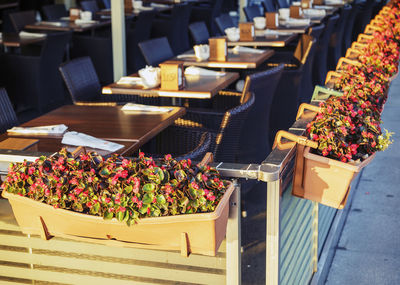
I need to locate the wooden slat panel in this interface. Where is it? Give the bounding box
[0,250,225,284]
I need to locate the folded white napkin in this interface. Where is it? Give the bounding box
[324,0,344,4]
[313,5,336,10]
[19,31,46,38]
[75,19,98,25]
[40,21,63,26]
[232,46,264,54]
[150,3,169,8]
[184,66,226,77]
[280,18,311,27]
[0,32,2,40]
[60,16,71,21]
[7,124,68,135]
[302,9,326,18]
[121,103,173,113]
[117,76,144,85]
[136,6,154,10]
[62,131,124,152]
[264,29,293,36]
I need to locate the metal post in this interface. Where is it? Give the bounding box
[226,180,241,285]
[266,180,281,285]
[111,0,127,81]
[238,0,247,22]
[312,202,319,273]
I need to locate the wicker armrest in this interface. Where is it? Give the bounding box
[75,101,118,106]
[181,108,225,131]
[212,90,242,110]
[267,62,299,69]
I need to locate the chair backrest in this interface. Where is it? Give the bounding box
[298,38,318,104]
[308,23,325,41]
[215,13,235,35]
[0,88,18,134]
[59,56,101,103]
[328,5,352,69]
[261,0,276,12]
[276,0,289,9]
[42,4,68,21]
[243,5,263,21]
[151,125,212,161]
[237,65,284,163]
[138,37,174,66]
[179,3,193,53]
[294,34,314,65]
[100,0,111,9]
[343,3,361,49]
[126,10,157,72]
[213,92,255,163]
[80,0,100,13]
[9,10,36,32]
[189,21,210,45]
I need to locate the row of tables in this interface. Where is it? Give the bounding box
[0,3,342,156]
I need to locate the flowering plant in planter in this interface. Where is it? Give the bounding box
[1,149,228,226]
[306,96,393,163]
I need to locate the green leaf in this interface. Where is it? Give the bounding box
[104,211,113,220]
[116,211,124,222]
[99,167,111,177]
[142,193,154,204]
[156,194,167,205]
[125,185,133,193]
[142,183,155,192]
[93,202,100,214]
[139,204,150,215]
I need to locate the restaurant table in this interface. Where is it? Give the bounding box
[102,71,239,99]
[226,34,297,48]
[25,19,112,34]
[96,5,170,17]
[0,105,185,156]
[0,1,17,9]
[167,49,275,69]
[271,24,311,34]
[0,32,46,48]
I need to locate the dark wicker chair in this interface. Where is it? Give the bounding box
[126,10,157,73]
[0,88,19,134]
[189,21,210,45]
[342,2,361,53]
[59,57,131,106]
[80,0,100,13]
[238,65,284,163]
[312,14,339,86]
[41,4,68,21]
[352,0,375,42]
[261,0,277,12]
[215,13,235,35]
[190,0,223,36]
[151,4,191,54]
[71,34,114,85]
[267,35,317,144]
[243,5,263,22]
[9,10,36,33]
[327,5,352,71]
[138,37,174,66]
[177,91,255,163]
[276,0,289,9]
[145,125,212,161]
[1,32,72,117]
[100,0,111,9]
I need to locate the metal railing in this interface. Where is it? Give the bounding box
[0,109,318,285]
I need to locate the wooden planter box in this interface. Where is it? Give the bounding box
[292,146,375,209]
[2,182,234,256]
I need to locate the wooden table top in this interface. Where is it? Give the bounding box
[226,34,297,48]
[167,49,275,69]
[0,32,46,47]
[103,71,239,99]
[272,24,310,34]
[25,19,111,33]
[1,105,185,156]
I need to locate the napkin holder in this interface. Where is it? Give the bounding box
[160,62,185,91]
[209,38,227,61]
[124,0,133,11]
[313,0,324,5]
[301,0,312,9]
[70,8,81,21]
[239,22,255,41]
[290,6,302,19]
[265,12,278,29]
